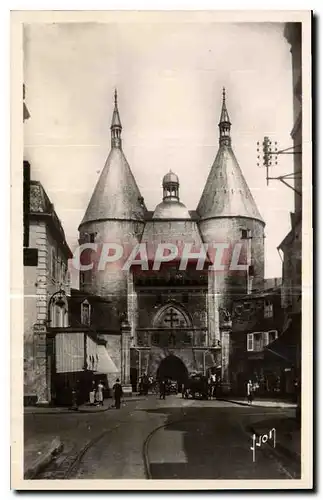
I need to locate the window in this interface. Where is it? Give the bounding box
[183,332,192,345]
[263,331,269,346]
[247,333,254,351]
[151,333,160,346]
[264,300,273,318]
[55,305,62,327]
[81,300,91,326]
[268,330,278,344]
[241,229,251,240]
[247,332,264,351]
[49,291,68,327]
[61,262,66,285]
[51,248,56,279]
[57,256,61,283]
[253,332,262,351]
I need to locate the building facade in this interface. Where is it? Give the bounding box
[280,22,302,317]
[229,287,298,397]
[78,89,265,393]
[275,23,302,411]
[24,178,73,405]
[23,177,118,405]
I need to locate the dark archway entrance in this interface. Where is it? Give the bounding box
[157,355,188,387]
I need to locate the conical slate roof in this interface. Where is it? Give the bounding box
[197,147,264,222]
[80,92,146,227]
[197,90,263,223]
[80,148,146,226]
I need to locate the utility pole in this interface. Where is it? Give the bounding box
[257,136,302,196]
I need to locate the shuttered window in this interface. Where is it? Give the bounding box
[264,300,273,318]
[268,330,278,344]
[247,333,254,351]
[263,331,269,346]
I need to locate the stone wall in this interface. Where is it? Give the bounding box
[24,220,71,404]
[198,216,265,301]
[79,219,144,331]
[24,221,48,401]
[104,334,122,386]
[23,264,38,398]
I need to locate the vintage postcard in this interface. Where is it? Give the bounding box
[11,9,313,490]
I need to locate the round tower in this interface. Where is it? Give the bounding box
[78,90,147,330]
[197,89,265,311]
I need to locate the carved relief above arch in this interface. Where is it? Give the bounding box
[151,302,193,348]
[152,301,192,329]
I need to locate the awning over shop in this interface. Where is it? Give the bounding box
[95,345,118,375]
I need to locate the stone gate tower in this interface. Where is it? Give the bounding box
[78,90,147,331]
[197,89,265,387]
[78,88,265,394]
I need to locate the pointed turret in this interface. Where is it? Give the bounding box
[219,87,231,147]
[197,89,265,349]
[78,91,147,333]
[79,91,146,228]
[197,89,263,222]
[111,89,122,147]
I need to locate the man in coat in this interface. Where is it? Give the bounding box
[113,379,123,409]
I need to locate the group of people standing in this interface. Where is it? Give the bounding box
[138,374,155,395]
[247,379,258,404]
[89,380,105,406]
[89,379,123,409]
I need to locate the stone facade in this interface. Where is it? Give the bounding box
[78,91,265,393]
[229,289,286,396]
[24,181,72,405]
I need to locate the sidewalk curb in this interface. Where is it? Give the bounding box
[24,397,146,415]
[217,398,296,409]
[24,437,63,479]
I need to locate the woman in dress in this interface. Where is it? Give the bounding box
[89,380,96,405]
[96,380,104,406]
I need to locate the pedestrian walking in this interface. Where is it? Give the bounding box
[89,380,96,406]
[159,379,166,400]
[96,380,104,406]
[113,378,123,409]
[142,374,149,396]
[247,380,254,405]
[210,373,216,398]
[70,384,79,411]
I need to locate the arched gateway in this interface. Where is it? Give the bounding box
[157,355,188,387]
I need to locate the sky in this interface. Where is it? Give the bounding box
[23,20,295,281]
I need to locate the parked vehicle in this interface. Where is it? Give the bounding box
[183,373,209,400]
[167,380,178,394]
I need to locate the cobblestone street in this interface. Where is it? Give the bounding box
[24,396,300,480]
